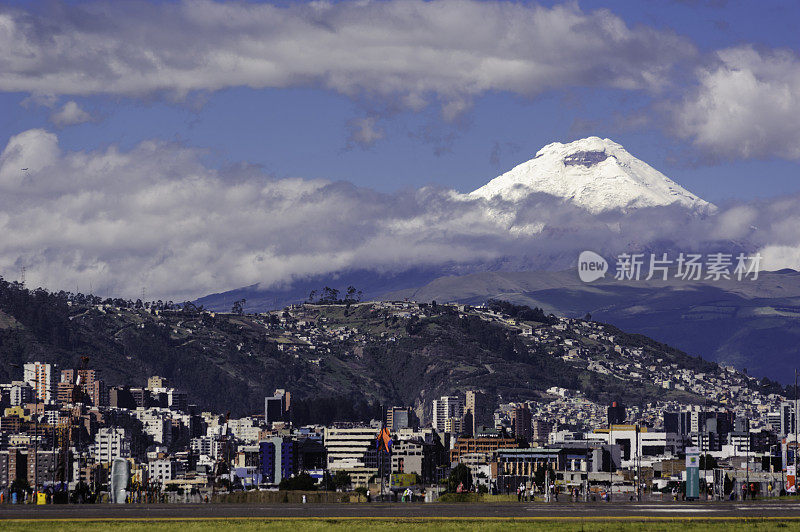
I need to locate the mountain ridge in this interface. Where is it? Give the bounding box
[383,268,800,384]
[2,276,785,420]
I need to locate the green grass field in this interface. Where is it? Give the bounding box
[3,519,800,532]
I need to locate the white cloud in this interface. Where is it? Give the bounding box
[0,129,60,189]
[3,128,800,302]
[0,128,531,300]
[347,117,384,148]
[759,245,800,271]
[0,0,694,114]
[49,101,94,127]
[673,46,800,160]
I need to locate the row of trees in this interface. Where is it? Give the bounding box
[486,299,557,324]
[278,470,355,492]
[307,286,363,304]
[289,395,383,426]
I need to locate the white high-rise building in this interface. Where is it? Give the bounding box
[23,362,55,404]
[324,426,378,470]
[95,427,131,464]
[191,436,222,460]
[780,401,799,437]
[432,396,463,431]
[135,408,173,446]
[1,381,33,406]
[148,459,176,486]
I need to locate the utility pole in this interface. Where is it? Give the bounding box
[52,428,56,497]
[746,413,750,496]
[637,424,642,502]
[609,423,613,502]
[634,424,639,502]
[34,367,39,501]
[796,369,798,495]
[584,431,589,502]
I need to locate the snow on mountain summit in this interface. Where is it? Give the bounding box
[470,137,714,214]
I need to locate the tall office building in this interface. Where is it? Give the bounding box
[95,428,131,463]
[532,419,553,445]
[465,391,488,436]
[433,396,463,432]
[781,401,798,437]
[323,426,378,470]
[23,362,55,404]
[265,389,291,425]
[59,368,105,406]
[147,376,169,390]
[512,404,532,441]
[387,406,414,431]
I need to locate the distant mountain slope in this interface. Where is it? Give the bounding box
[194,267,449,313]
[384,269,800,383]
[2,277,763,418]
[470,137,713,213]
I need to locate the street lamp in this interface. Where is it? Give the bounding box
[770,444,783,497]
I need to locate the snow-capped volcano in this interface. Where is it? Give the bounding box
[471,137,713,214]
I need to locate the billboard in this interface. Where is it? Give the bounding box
[685,447,700,500]
[788,465,796,493]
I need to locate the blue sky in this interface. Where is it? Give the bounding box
[1,0,798,203]
[1,0,800,299]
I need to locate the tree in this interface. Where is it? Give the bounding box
[447,463,473,493]
[231,299,246,315]
[320,286,340,303]
[534,465,556,490]
[332,470,352,491]
[346,286,357,302]
[182,301,202,314]
[279,472,317,491]
[70,481,95,503]
[10,477,30,497]
[700,454,718,470]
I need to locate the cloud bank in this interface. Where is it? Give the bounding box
[2,128,800,301]
[0,0,692,114]
[3,1,800,160]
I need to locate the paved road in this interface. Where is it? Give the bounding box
[3,502,800,520]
